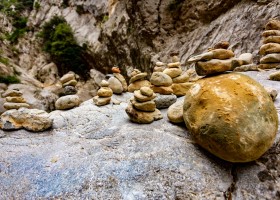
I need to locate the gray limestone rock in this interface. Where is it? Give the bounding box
[154,94,177,109]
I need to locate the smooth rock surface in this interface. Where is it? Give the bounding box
[93,96,111,106]
[97,87,113,97]
[263,36,280,44]
[114,73,128,92]
[163,68,182,78]
[167,98,184,123]
[3,102,30,110]
[131,98,156,112]
[183,73,278,163]
[269,71,280,81]
[260,43,280,55]
[151,85,173,95]
[150,72,173,86]
[108,77,124,94]
[172,72,190,83]
[129,73,147,84]
[260,53,280,63]
[60,74,75,84]
[55,95,81,110]
[196,59,233,76]
[127,80,151,92]
[134,90,156,102]
[172,82,194,96]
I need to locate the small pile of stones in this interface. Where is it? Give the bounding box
[93,80,113,106]
[127,69,151,92]
[126,87,162,124]
[2,89,30,110]
[259,19,280,69]
[108,67,128,94]
[188,41,253,75]
[55,73,80,110]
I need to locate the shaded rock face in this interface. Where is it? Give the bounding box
[183,73,278,163]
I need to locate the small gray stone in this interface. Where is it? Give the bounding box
[108,77,123,94]
[154,94,177,109]
[55,95,81,110]
[63,86,77,95]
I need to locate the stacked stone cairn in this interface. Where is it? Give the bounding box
[93,80,113,106]
[108,67,128,94]
[55,73,81,110]
[127,69,151,92]
[187,41,253,75]
[259,19,280,69]
[3,89,30,110]
[150,63,177,109]
[167,40,278,163]
[125,87,162,124]
[0,89,52,132]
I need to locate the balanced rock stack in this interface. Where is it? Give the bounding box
[153,62,166,72]
[125,87,162,124]
[150,69,177,109]
[259,19,280,69]
[108,67,128,94]
[93,80,113,106]
[188,41,253,75]
[55,73,80,110]
[127,69,151,92]
[2,89,30,110]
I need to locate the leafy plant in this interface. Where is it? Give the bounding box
[0,75,20,84]
[39,16,89,78]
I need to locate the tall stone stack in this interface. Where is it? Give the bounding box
[93,80,113,106]
[259,19,280,69]
[2,89,30,110]
[108,67,128,94]
[127,69,151,92]
[55,73,81,110]
[125,87,162,124]
[187,41,253,75]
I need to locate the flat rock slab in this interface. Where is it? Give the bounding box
[0,71,280,199]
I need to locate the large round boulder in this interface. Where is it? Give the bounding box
[183,73,278,163]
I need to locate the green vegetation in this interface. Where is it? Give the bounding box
[0,75,20,84]
[34,1,40,11]
[76,5,86,15]
[62,0,69,8]
[39,16,89,78]
[6,16,28,43]
[0,57,9,65]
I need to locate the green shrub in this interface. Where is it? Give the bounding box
[0,75,20,84]
[0,57,9,65]
[6,16,28,44]
[34,1,40,10]
[39,16,89,79]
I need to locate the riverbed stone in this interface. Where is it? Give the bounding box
[263,36,280,44]
[151,85,173,95]
[195,58,233,76]
[3,102,30,110]
[140,87,153,97]
[2,89,22,98]
[183,73,278,163]
[171,82,194,96]
[163,68,182,78]
[154,94,177,109]
[114,73,128,92]
[108,77,123,94]
[262,30,280,37]
[150,72,173,86]
[134,90,156,102]
[97,87,113,97]
[131,99,156,112]
[260,53,280,63]
[172,72,190,83]
[55,95,80,110]
[5,96,26,103]
[265,19,280,30]
[62,79,78,87]
[93,96,111,106]
[128,80,151,92]
[260,43,280,55]
[167,99,184,123]
[269,71,280,81]
[129,73,147,84]
[60,73,75,84]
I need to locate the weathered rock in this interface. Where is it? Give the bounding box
[108,77,123,94]
[155,62,165,67]
[134,90,156,102]
[125,103,162,124]
[269,71,280,81]
[93,96,111,106]
[150,72,173,86]
[151,85,173,95]
[154,94,177,109]
[60,73,75,84]
[258,63,280,69]
[0,108,52,131]
[55,95,81,110]
[63,86,77,95]
[163,68,182,78]
[263,36,280,44]
[262,30,280,37]
[114,73,128,92]
[167,99,184,123]
[172,72,190,83]
[188,49,234,62]
[260,43,280,55]
[233,64,259,72]
[62,79,78,87]
[129,73,147,84]
[130,69,141,77]
[183,73,278,162]
[265,87,278,101]
[2,90,22,98]
[112,67,120,73]
[238,53,253,64]
[97,87,113,97]
[3,103,30,110]
[265,19,280,30]
[213,41,230,49]
[172,56,180,62]
[172,82,194,96]
[167,62,180,68]
[5,96,26,103]
[131,98,156,112]
[140,87,153,97]
[127,80,151,92]
[196,58,233,76]
[153,66,165,72]
[260,53,280,63]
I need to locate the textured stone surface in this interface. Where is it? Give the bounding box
[5,96,26,103]
[154,94,177,109]
[163,68,182,78]
[263,36,280,44]
[260,43,280,55]
[97,87,113,97]
[151,85,173,95]
[0,108,52,131]
[131,98,156,112]
[134,90,156,102]
[3,102,30,110]
[55,95,81,110]
[183,73,278,163]
[127,80,151,92]
[188,49,234,62]
[129,73,147,84]
[62,79,78,87]
[171,82,194,97]
[140,87,153,97]
[260,53,280,63]
[108,77,123,94]
[93,96,111,106]
[60,74,75,84]
[269,71,280,81]
[172,72,190,83]
[114,73,128,92]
